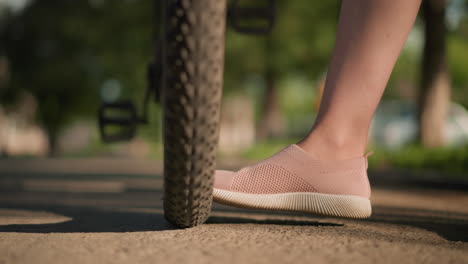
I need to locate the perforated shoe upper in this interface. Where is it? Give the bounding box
[214,144,371,198]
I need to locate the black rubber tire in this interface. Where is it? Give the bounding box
[162,0,227,228]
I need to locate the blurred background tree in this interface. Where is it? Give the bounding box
[419,0,451,147]
[0,0,152,155]
[0,0,467,175]
[224,0,340,139]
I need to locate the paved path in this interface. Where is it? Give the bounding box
[0,159,467,264]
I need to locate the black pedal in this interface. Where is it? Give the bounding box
[229,0,276,35]
[98,101,138,143]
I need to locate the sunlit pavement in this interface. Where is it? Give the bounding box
[0,159,467,264]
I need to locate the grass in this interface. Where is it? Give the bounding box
[241,140,468,180]
[64,134,468,180]
[241,139,299,160]
[368,144,468,177]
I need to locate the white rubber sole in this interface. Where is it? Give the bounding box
[213,188,372,219]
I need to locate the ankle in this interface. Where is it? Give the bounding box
[297,128,367,160]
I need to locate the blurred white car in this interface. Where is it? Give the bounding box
[370,100,468,149]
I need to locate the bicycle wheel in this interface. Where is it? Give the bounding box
[162,0,227,228]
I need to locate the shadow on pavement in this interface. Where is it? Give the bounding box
[207,215,343,227]
[0,203,343,233]
[370,206,468,242]
[0,164,466,242]
[1,196,467,243]
[0,205,175,233]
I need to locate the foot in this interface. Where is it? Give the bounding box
[213,144,372,218]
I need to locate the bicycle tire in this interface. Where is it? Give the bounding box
[162,0,226,228]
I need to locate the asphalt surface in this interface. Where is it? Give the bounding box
[0,158,467,264]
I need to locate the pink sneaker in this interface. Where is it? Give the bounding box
[213,144,372,218]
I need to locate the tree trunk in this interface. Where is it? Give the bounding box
[256,36,285,140]
[47,128,59,157]
[418,0,451,147]
[256,69,285,140]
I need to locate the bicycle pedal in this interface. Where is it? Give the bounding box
[98,101,138,143]
[229,0,276,35]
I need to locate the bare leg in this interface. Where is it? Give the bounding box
[298,0,421,160]
[213,0,422,217]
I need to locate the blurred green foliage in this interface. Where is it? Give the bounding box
[0,0,341,151]
[242,141,468,177]
[448,34,468,106]
[368,144,468,176]
[242,139,296,160]
[0,0,467,163]
[0,0,153,150]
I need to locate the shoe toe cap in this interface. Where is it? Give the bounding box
[214,170,235,191]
